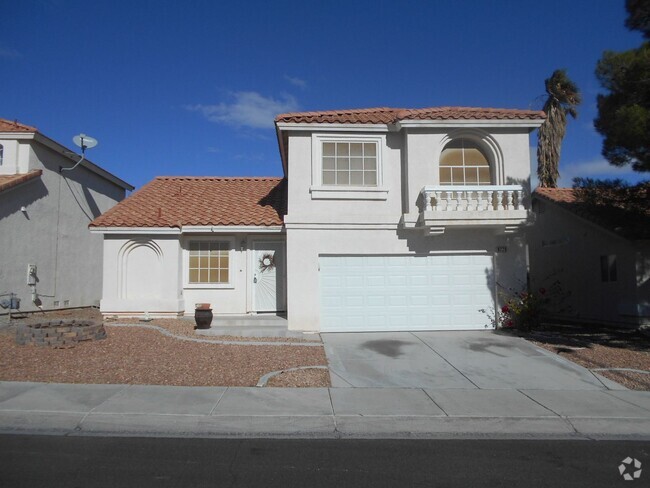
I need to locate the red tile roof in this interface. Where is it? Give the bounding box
[534,185,650,240]
[0,118,37,132]
[275,106,545,125]
[90,177,287,228]
[0,170,42,193]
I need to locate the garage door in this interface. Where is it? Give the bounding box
[319,255,494,332]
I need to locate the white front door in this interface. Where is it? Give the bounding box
[252,241,286,312]
[319,254,494,332]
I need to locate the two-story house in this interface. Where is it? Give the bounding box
[0,118,133,315]
[90,106,544,332]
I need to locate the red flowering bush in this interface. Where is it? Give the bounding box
[481,280,570,331]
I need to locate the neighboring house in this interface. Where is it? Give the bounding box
[90,106,544,332]
[0,118,133,314]
[529,186,650,326]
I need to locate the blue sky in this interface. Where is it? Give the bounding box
[1,0,646,190]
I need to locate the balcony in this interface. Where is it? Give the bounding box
[417,185,529,235]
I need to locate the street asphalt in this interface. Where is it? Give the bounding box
[2,436,648,487]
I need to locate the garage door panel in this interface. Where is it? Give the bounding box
[320,254,493,332]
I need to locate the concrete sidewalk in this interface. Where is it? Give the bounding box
[1,381,649,439]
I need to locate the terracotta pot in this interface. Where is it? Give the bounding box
[194,308,213,329]
[195,303,211,310]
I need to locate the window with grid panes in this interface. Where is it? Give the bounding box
[322,141,377,186]
[188,241,230,284]
[439,139,491,185]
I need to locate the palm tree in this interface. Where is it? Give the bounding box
[537,69,581,187]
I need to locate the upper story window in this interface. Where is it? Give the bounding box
[322,141,377,186]
[0,144,3,165]
[439,138,491,185]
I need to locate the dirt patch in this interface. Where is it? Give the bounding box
[0,309,329,387]
[265,368,331,388]
[524,325,650,391]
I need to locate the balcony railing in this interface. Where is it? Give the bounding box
[421,185,525,212]
[416,185,528,234]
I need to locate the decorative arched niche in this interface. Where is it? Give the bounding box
[117,240,164,300]
[436,129,505,185]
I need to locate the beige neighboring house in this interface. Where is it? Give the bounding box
[91,106,545,332]
[0,118,133,314]
[529,186,649,327]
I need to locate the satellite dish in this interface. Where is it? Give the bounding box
[72,133,98,152]
[60,133,99,173]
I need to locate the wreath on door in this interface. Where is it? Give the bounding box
[258,253,275,272]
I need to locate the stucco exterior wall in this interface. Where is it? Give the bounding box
[528,198,650,325]
[283,125,534,331]
[287,227,526,332]
[99,232,286,317]
[100,235,184,315]
[0,141,127,313]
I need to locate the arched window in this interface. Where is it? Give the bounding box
[439,138,491,185]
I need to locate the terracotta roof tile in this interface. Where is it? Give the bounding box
[90,177,287,228]
[0,170,42,193]
[534,185,650,240]
[275,106,545,124]
[0,118,37,132]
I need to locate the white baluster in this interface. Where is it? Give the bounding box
[446,191,453,211]
[496,190,504,210]
[476,190,483,211]
[456,191,463,211]
[424,190,433,211]
[433,191,441,211]
[516,189,523,210]
[507,190,515,210]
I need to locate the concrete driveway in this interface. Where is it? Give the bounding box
[322,331,623,390]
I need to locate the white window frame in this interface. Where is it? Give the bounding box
[310,133,388,200]
[439,138,493,186]
[183,236,235,289]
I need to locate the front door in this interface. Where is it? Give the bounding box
[252,241,286,312]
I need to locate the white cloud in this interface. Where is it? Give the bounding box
[186,91,299,129]
[559,158,638,186]
[284,75,307,89]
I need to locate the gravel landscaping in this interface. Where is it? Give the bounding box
[0,308,329,387]
[523,324,650,390]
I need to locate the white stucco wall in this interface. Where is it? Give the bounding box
[0,140,128,313]
[100,235,184,315]
[99,232,286,317]
[528,198,650,326]
[282,124,535,331]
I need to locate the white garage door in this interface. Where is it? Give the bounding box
[319,255,494,332]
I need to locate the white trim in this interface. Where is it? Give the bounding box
[276,122,390,132]
[182,225,285,233]
[91,225,285,235]
[310,133,386,198]
[182,236,236,289]
[90,227,181,235]
[309,186,388,200]
[284,223,399,230]
[396,119,544,129]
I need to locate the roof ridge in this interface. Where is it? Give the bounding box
[276,106,546,124]
[155,176,285,181]
[0,118,38,132]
